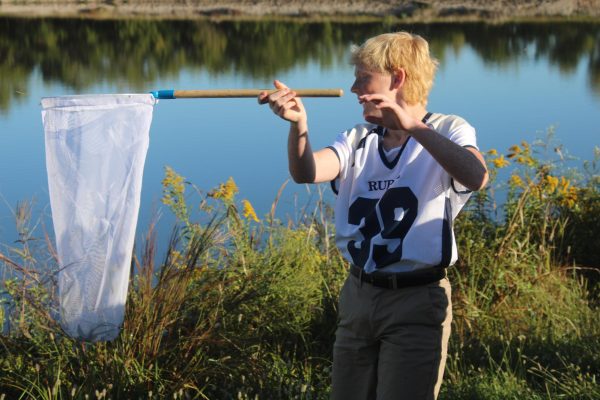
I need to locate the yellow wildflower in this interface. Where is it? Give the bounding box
[162,166,186,206]
[558,177,570,192]
[510,141,535,166]
[487,149,498,156]
[515,154,536,167]
[162,167,185,193]
[210,177,238,201]
[492,154,510,168]
[242,199,260,222]
[560,186,578,208]
[557,177,578,208]
[507,144,522,158]
[543,175,559,194]
[509,174,525,188]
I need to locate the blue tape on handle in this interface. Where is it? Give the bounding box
[150,90,176,99]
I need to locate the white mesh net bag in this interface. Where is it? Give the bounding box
[41,94,155,341]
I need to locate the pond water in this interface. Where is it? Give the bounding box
[0,18,599,249]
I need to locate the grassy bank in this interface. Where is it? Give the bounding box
[0,138,599,399]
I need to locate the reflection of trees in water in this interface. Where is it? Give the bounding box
[0,18,373,112]
[1,18,599,112]
[417,23,600,96]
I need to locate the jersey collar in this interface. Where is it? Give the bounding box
[376,112,432,170]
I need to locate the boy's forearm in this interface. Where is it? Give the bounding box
[287,120,316,183]
[410,126,488,191]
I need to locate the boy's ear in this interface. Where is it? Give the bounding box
[390,68,406,90]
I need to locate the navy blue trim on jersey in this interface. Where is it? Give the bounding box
[356,135,369,151]
[362,125,384,149]
[439,197,453,268]
[353,137,368,165]
[373,125,386,136]
[378,134,410,170]
[451,178,471,194]
[422,112,433,123]
[326,145,340,162]
[373,113,430,170]
[330,180,339,195]
[352,126,382,168]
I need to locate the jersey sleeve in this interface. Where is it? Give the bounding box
[432,115,480,208]
[444,116,478,149]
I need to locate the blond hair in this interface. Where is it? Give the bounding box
[351,32,438,106]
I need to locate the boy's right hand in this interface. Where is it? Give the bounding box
[259,80,307,124]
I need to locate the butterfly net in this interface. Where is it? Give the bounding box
[41,94,154,341]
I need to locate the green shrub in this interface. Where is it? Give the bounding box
[0,140,598,398]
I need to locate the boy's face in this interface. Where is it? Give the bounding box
[351,65,395,122]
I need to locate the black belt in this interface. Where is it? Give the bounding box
[349,264,446,289]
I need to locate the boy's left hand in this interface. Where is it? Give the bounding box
[359,94,424,132]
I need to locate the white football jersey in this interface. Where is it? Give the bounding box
[328,113,478,273]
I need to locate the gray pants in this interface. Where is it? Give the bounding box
[332,273,452,400]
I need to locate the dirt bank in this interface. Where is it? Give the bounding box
[1,0,600,20]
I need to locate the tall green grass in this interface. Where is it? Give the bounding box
[1,140,598,399]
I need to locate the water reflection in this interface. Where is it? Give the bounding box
[1,18,599,113]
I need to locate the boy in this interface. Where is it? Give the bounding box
[260,31,488,400]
